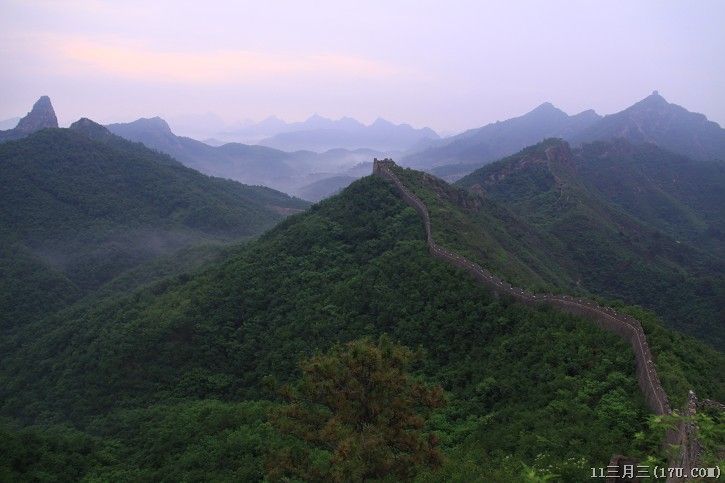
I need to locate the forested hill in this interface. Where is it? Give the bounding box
[448,139,724,347]
[0,121,308,327]
[1,174,722,481]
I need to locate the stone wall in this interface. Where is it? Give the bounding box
[373,160,725,480]
[374,159,671,415]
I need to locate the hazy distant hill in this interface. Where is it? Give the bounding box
[107,117,297,184]
[402,102,600,171]
[0,116,308,327]
[413,93,725,181]
[107,117,382,195]
[0,117,20,130]
[258,116,439,152]
[294,175,358,202]
[456,138,725,346]
[572,91,725,161]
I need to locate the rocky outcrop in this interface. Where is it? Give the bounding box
[0,96,58,142]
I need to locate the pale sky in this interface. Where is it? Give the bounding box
[1,0,724,133]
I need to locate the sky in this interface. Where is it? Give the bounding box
[1,0,724,135]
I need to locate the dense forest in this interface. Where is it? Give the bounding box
[406,139,724,349]
[1,175,722,481]
[0,124,307,329]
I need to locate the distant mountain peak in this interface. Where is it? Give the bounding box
[306,113,329,122]
[14,96,58,134]
[127,116,173,134]
[528,102,566,117]
[634,90,669,108]
[371,117,394,127]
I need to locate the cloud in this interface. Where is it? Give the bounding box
[50,36,402,84]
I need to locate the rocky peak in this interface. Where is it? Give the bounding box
[630,90,671,112]
[15,96,58,135]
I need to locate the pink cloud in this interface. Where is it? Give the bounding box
[55,37,402,84]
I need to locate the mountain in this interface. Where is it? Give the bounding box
[257,115,439,152]
[107,117,297,185]
[415,93,725,182]
[211,113,439,151]
[107,118,382,195]
[402,103,601,172]
[0,117,308,327]
[572,91,725,161]
[455,138,724,346]
[1,173,721,481]
[0,96,58,141]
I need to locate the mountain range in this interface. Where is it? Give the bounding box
[1,155,722,480]
[194,113,439,152]
[407,91,725,181]
[256,115,439,152]
[403,102,601,171]
[25,91,721,204]
[106,117,381,198]
[1,90,724,480]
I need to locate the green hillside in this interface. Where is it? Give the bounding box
[452,139,724,348]
[1,175,722,481]
[0,124,308,327]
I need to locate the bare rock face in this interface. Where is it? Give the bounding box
[15,96,58,134]
[0,96,58,141]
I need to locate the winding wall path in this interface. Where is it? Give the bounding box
[373,159,672,416]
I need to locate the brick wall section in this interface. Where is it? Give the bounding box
[667,391,703,482]
[373,158,672,416]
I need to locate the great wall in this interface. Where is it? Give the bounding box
[372,158,714,481]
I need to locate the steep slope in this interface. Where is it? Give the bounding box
[0,96,58,142]
[573,91,725,161]
[454,139,724,347]
[576,139,725,255]
[402,102,600,171]
[0,121,308,326]
[3,175,722,481]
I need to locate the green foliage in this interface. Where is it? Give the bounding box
[269,337,444,481]
[394,141,725,348]
[0,128,308,327]
[1,400,284,482]
[1,172,720,481]
[695,407,725,471]
[452,139,724,348]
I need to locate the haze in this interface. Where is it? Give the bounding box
[1,0,724,134]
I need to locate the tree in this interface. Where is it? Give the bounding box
[267,336,444,482]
